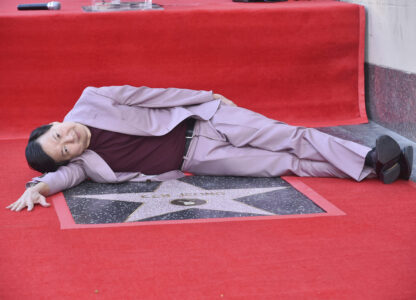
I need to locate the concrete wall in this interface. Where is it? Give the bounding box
[340,0,416,142]
[341,0,416,74]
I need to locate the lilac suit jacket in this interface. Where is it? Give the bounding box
[31,85,220,195]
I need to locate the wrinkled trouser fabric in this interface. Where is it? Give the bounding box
[182,104,374,181]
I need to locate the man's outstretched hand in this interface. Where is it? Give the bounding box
[213,94,237,107]
[6,182,50,212]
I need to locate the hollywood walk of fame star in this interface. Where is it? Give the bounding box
[74,180,289,222]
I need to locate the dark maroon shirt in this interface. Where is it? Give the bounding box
[87,122,187,174]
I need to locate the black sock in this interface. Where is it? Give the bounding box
[365,148,376,168]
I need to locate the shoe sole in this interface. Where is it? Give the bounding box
[376,135,401,165]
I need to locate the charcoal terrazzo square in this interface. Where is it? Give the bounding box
[63,176,325,225]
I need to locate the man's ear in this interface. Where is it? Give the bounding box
[49,121,60,126]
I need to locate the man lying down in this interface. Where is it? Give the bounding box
[7,85,414,212]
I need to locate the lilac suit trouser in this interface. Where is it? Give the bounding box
[181,104,374,181]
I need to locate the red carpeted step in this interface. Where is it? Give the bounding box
[0,0,365,140]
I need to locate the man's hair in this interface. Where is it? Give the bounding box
[25,124,69,173]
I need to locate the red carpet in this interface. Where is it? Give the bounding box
[1,139,416,299]
[2,1,415,299]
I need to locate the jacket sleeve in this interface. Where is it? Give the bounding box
[90,85,214,108]
[27,161,87,196]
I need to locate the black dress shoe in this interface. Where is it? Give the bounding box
[374,135,401,184]
[399,146,413,180]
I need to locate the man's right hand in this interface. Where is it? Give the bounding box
[213,94,237,107]
[6,182,50,212]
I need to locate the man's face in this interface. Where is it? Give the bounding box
[37,122,91,163]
